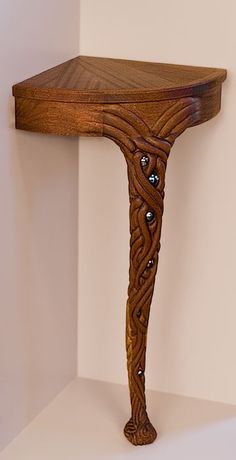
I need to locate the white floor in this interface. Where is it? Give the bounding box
[1,377,236,459]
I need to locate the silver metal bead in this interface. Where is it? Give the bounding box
[148,170,159,186]
[146,211,154,222]
[146,259,154,271]
[137,369,144,376]
[140,155,149,167]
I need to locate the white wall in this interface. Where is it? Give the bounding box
[0,0,79,450]
[78,0,236,405]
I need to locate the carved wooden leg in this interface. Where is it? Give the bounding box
[123,148,167,445]
[102,99,200,445]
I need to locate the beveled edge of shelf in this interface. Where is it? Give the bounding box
[12,56,227,104]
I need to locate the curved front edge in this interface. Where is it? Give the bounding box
[191,83,224,127]
[102,98,201,445]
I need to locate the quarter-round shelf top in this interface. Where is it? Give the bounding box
[12,55,226,104]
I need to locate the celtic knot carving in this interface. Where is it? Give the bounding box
[102,97,201,445]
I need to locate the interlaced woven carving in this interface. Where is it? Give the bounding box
[103,97,200,445]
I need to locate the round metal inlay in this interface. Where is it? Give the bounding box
[137,369,144,376]
[140,155,149,167]
[146,211,155,222]
[148,170,159,186]
[146,259,154,271]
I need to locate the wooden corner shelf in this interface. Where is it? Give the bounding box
[12,55,227,446]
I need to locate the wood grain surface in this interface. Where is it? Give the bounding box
[12,55,226,446]
[102,98,201,445]
[12,55,226,103]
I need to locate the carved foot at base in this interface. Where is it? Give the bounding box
[124,417,157,446]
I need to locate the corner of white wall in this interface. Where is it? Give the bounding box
[0,0,80,451]
[77,0,236,407]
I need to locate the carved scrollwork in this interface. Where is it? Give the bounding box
[102,97,201,445]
